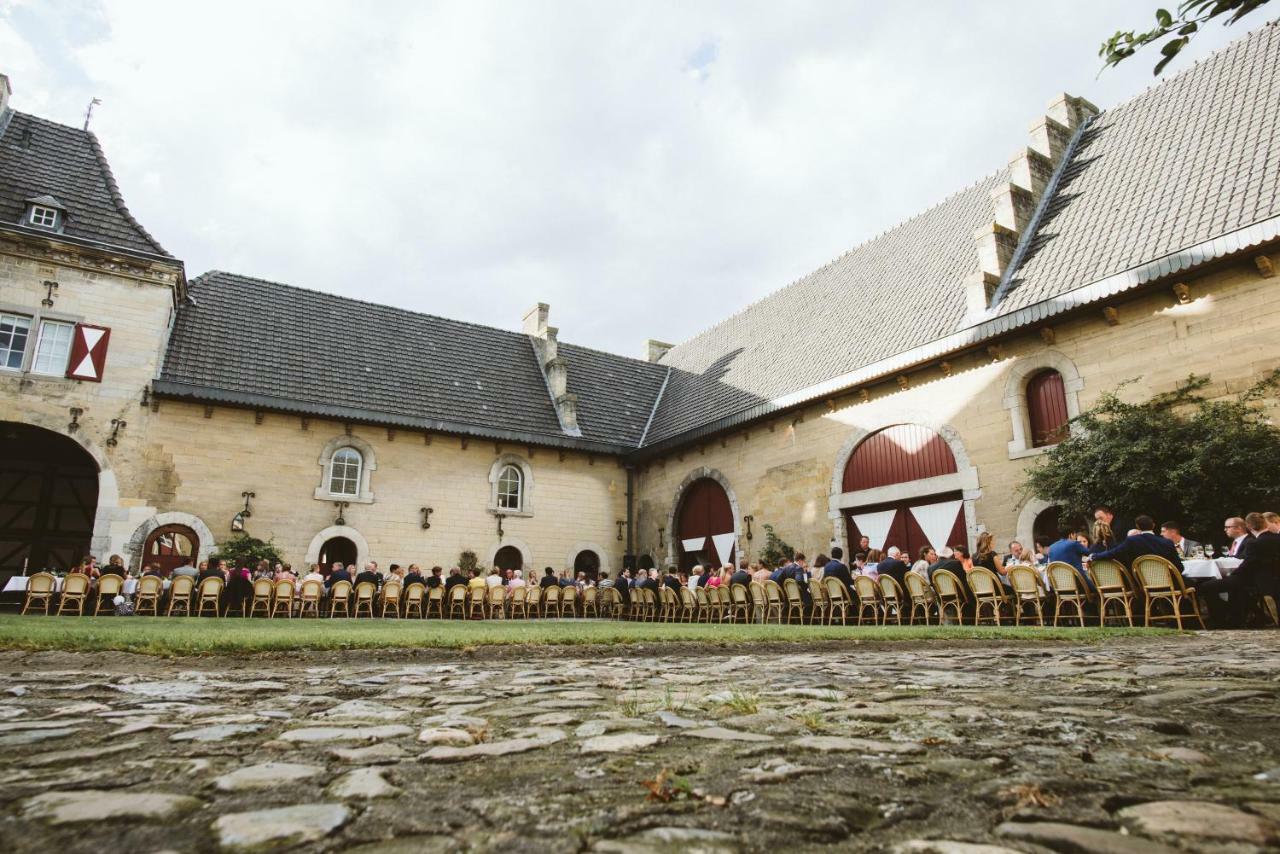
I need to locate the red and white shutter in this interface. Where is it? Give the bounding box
[65,323,111,382]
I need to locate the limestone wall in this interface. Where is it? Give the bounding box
[632,250,1280,565]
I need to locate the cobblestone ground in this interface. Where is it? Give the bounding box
[2,634,1279,852]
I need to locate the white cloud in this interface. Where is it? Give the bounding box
[1,0,1251,355]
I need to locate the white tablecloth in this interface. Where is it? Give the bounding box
[4,576,63,593]
[1181,558,1241,580]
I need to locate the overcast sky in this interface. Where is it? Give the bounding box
[0,1,1253,356]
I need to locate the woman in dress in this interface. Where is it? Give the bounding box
[973,532,1007,582]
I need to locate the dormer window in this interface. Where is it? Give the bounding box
[29,206,58,228]
[22,195,66,232]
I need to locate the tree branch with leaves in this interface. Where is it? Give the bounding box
[1100,1,1270,74]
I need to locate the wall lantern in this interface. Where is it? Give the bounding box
[231,491,255,532]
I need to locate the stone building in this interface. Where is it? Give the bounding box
[2,24,1279,577]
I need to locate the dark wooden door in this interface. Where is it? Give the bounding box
[143,525,199,576]
[573,550,600,579]
[319,536,357,569]
[0,424,98,572]
[677,478,734,569]
[494,545,523,572]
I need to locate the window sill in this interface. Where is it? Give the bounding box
[312,488,374,504]
[1007,444,1054,461]
[488,507,533,518]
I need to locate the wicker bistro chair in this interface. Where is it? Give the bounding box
[94,574,125,615]
[642,587,660,621]
[56,572,91,616]
[541,584,561,619]
[852,575,881,625]
[486,584,506,619]
[781,578,806,624]
[561,585,579,618]
[270,579,296,618]
[597,585,621,619]
[677,586,697,622]
[21,572,57,615]
[903,572,934,625]
[447,584,467,619]
[1088,558,1136,627]
[1133,554,1206,630]
[701,585,722,622]
[877,575,906,626]
[329,580,353,618]
[693,586,711,622]
[464,585,485,619]
[967,567,1011,626]
[582,585,599,618]
[930,569,966,625]
[823,576,851,626]
[658,585,678,622]
[1046,562,1094,627]
[380,580,403,618]
[749,581,768,624]
[425,584,445,619]
[248,578,274,618]
[167,574,196,616]
[508,584,528,619]
[523,584,541,618]
[195,576,224,617]
[762,580,784,624]
[352,581,377,618]
[299,579,325,617]
[403,583,426,619]
[1008,565,1048,626]
[808,579,828,625]
[134,574,165,616]
[729,583,752,623]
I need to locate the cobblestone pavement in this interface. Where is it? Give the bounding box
[2,634,1279,852]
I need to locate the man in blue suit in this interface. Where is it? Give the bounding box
[1092,515,1183,569]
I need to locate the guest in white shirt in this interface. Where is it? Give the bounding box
[485,568,503,588]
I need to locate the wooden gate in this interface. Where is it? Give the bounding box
[0,423,98,572]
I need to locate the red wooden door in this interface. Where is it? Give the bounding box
[845,493,965,558]
[143,525,199,576]
[843,424,958,492]
[677,478,734,569]
[1027,370,1069,446]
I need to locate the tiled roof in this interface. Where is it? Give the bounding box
[156,271,667,450]
[0,111,171,257]
[995,20,1280,314]
[644,22,1280,448]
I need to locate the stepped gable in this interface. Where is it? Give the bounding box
[996,20,1280,314]
[0,110,171,257]
[156,271,665,449]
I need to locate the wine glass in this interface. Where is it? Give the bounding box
[1205,544,1216,559]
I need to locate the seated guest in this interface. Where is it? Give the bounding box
[1033,541,1049,566]
[252,559,273,581]
[1224,516,1253,557]
[1090,521,1117,551]
[509,569,526,589]
[355,562,383,589]
[1048,528,1091,571]
[752,563,771,583]
[1092,515,1182,568]
[972,532,1006,578]
[663,566,683,592]
[927,547,959,578]
[300,564,324,585]
[142,562,164,577]
[1094,506,1131,545]
[426,566,444,588]
[466,569,486,595]
[485,568,503,588]
[642,569,662,596]
[539,567,559,589]
[781,553,812,605]
[597,571,613,590]
[198,560,225,585]
[174,560,200,580]
[706,567,723,588]
[576,572,589,590]
[326,562,352,590]
[1004,541,1029,567]
[877,547,909,585]
[911,547,936,578]
[687,565,703,589]
[862,549,881,578]
[100,555,126,578]
[1195,513,1278,627]
[444,567,466,592]
[225,563,252,612]
[1160,521,1201,557]
[1266,511,1280,534]
[403,564,426,588]
[822,548,855,599]
[729,561,753,588]
[558,570,576,588]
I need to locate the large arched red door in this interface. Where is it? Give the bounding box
[842,425,966,559]
[676,478,734,570]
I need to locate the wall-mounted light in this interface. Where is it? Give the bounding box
[334,501,349,526]
[616,520,626,541]
[41,280,58,307]
[657,527,665,549]
[420,507,433,530]
[496,513,506,540]
[107,418,126,447]
[67,407,82,433]
[231,491,255,532]
[743,515,755,541]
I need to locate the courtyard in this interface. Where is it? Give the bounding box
[1,628,1278,852]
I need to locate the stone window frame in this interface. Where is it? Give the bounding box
[0,302,85,378]
[1002,350,1084,460]
[488,453,534,517]
[314,434,377,504]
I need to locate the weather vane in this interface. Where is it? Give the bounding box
[83,97,101,131]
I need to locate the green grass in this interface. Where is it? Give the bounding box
[0,614,1175,656]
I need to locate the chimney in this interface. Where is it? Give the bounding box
[645,339,673,363]
[971,92,1098,313]
[0,74,11,117]
[522,302,581,436]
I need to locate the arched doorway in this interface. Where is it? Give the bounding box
[494,545,523,572]
[676,477,735,570]
[573,549,600,580]
[841,424,966,559]
[0,422,99,572]
[1033,506,1061,547]
[319,536,358,569]
[143,524,199,575]
[638,554,656,571]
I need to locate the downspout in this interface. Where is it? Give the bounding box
[625,465,636,571]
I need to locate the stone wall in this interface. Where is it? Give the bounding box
[632,249,1280,565]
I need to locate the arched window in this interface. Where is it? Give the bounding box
[328,447,363,497]
[1027,369,1069,447]
[497,464,523,510]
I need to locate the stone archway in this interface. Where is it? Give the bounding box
[125,511,217,572]
[487,537,532,572]
[665,467,741,567]
[0,422,100,571]
[305,525,370,572]
[565,540,611,576]
[1015,496,1059,550]
[828,419,981,553]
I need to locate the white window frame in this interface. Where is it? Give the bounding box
[0,312,32,372]
[327,447,363,497]
[31,319,75,376]
[488,453,535,517]
[497,464,523,510]
[314,434,377,504]
[28,205,59,228]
